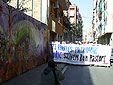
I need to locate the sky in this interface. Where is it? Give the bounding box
[70,0,93,33]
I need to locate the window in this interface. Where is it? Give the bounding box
[105,17,107,25]
[105,2,107,10]
[54,8,57,18]
[70,10,74,16]
[58,17,60,23]
[52,20,56,32]
[70,18,74,23]
[70,8,74,10]
[98,24,102,32]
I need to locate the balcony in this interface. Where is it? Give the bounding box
[98,24,102,35]
[98,1,102,20]
[48,15,63,36]
[58,0,70,10]
[98,8,102,21]
[98,12,102,21]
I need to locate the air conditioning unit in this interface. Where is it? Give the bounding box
[54,1,59,8]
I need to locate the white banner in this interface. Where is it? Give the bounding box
[51,42,111,66]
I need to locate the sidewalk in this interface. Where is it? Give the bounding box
[1,63,66,85]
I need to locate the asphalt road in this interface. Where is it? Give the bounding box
[60,64,113,85]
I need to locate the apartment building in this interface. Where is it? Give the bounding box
[68,5,77,24]
[8,0,70,62]
[9,0,70,42]
[82,30,91,43]
[68,5,83,25]
[68,5,83,41]
[9,0,47,23]
[90,0,95,42]
[89,21,94,42]
[47,0,70,42]
[92,0,113,47]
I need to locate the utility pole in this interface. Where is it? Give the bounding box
[17,0,19,9]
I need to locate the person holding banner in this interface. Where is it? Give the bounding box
[41,60,65,85]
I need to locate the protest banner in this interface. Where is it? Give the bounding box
[51,42,111,66]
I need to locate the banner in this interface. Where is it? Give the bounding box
[51,42,111,66]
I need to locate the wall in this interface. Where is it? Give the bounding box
[68,5,77,24]
[33,0,41,20]
[0,1,46,83]
[106,0,113,33]
[9,0,41,21]
[42,0,48,24]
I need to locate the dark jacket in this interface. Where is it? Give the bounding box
[41,67,64,85]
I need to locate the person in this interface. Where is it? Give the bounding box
[41,60,65,85]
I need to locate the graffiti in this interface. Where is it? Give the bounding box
[0,1,46,83]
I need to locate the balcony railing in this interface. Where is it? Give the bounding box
[48,15,63,36]
[98,6,102,21]
[98,1,102,13]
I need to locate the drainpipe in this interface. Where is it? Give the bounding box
[32,0,33,17]
[40,0,42,21]
[47,0,50,44]
[46,0,49,24]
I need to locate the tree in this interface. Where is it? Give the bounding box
[2,0,11,3]
[16,0,30,12]
[4,0,31,12]
[63,16,72,31]
[70,23,83,42]
[63,15,83,43]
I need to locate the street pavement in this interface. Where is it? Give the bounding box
[2,62,113,85]
[61,64,113,85]
[0,63,67,85]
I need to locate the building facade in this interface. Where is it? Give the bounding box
[9,0,70,42]
[68,5,83,42]
[9,0,47,23]
[89,21,94,42]
[9,0,70,61]
[82,30,91,43]
[92,0,113,47]
[68,5,83,26]
[68,5,77,24]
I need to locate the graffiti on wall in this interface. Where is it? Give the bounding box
[0,1,46,82]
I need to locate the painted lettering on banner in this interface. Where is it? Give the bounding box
[51,42,111,66]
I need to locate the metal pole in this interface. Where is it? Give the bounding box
[32,0,33,17]
[40,0,42,21]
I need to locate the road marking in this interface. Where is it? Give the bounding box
[62,66,68,74]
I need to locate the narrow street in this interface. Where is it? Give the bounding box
[61,64,113,85]
[0,0,113,84]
